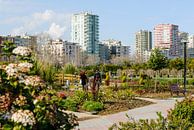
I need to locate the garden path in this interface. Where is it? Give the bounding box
[74,97,184,130]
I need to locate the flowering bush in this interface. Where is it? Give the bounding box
[0,93,11,112]
[13,95,27,107]
[12,46,32,57]
[0,46,78,130]
[22,75,43,87]
[18,62,33,73]
[5,63,19,77]
[11,110,36,126]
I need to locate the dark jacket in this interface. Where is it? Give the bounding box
[80,74,87,85]
[94,72,101,83]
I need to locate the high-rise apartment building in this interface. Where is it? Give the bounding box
[188,35,194,48]
[154,24,179,56]
[135,30,152,62]
[179,32,189,42]
[177,32,189,57]
[71,12,99,54]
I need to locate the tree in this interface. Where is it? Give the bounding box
[148,48,168,71]
[148,48,168,92]
[1,40,16,62]
[169,58,184,71]
[169,58,184,81]
[188,58,194,76]
[131,63,142,76]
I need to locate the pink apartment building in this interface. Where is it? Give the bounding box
[154,24,179,56]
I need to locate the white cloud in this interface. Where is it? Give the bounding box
[9,10,71,39]
[33,10,55,21]
[47,23,67,39]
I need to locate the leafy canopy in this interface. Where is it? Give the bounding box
[148,48,168,71]
[169,58,184,70]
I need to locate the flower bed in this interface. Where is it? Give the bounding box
[0,46,78,130]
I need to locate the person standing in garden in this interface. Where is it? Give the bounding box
[65,79,70,90]
[105,72,110,86]
[92,69,102,100]
[80,71,88,91]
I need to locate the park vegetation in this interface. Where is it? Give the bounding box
[1,41,194,129]
[109,97,194,130]
[0,42,78,130]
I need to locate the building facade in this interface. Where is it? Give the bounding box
[188,35,194,48]
[154,24,179,57]
[135,30,152,62]
[111,45,130,58]
[0,35,37,61]
[188,48,194,58]
[41,39,81,66]
[102,39,130,60]
[102,39,122,48]
[0,35,37,51]
[177,32,189,57]
[71,12,99,55]
[98,43,110,62]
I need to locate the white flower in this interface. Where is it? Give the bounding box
[23,76,43,87]
[12,46,32,56]
[13,95,27,107]
[11,110,36,126]
[5,63,18,77]
[33,99,38,105]
[18,62,33,73]
[5,62,33,77]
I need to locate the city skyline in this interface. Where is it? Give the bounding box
[1,0,194,53]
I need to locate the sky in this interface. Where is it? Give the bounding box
[1,0,194,53]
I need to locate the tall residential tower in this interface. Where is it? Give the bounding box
[135,30,152,62]
[71,12,99,54]
[154,24,179,56]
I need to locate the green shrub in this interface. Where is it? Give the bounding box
[188,79,194,85]
[82,101,104,112]
[71,90,93,104]
[63,63,77,74]
[63,98,78,111]
[33,59,57,85]
[102,89,115,102]
[171,78,182,84]
[139,74,152,85]
[115,89,134,100]
[121,75,127,83]
[121,82,128,89]
[167,97,194,126]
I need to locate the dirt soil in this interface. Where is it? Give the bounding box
[140,92,185,99]
[98,99,153,115]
